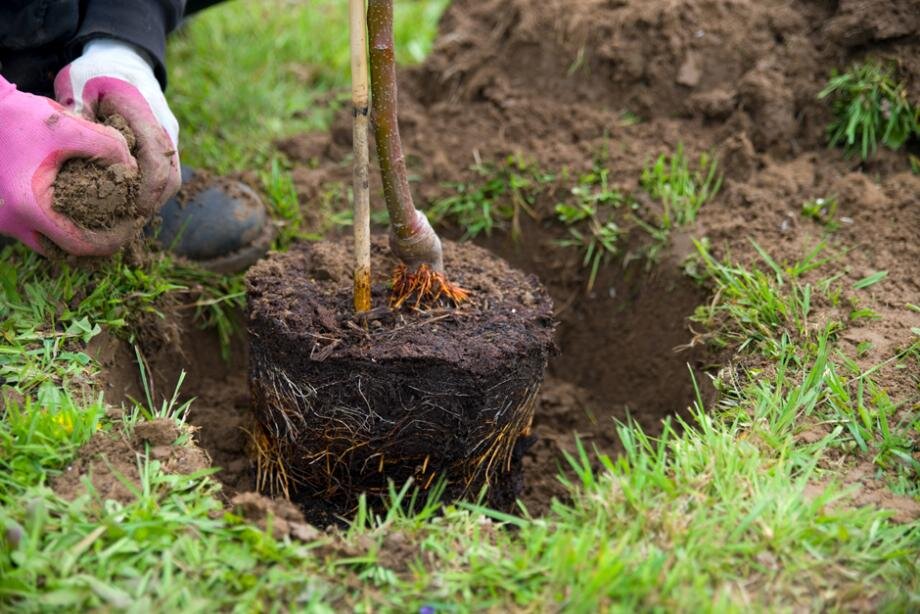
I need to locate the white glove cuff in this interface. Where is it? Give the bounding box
[75,38,179,147]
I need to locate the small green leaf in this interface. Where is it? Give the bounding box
[853,271,887,289]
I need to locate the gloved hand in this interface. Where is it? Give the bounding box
[0,76,139,254]
[55,38,181,221]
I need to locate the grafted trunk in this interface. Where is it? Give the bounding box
[367,0,444,272]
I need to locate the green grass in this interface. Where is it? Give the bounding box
[555,161,627,291]
[2,1,919,610]
[429,155,553,240]
[640,143,722,230]
[686,239,831,358]
[819,60,920,160]
[168,0,449,173]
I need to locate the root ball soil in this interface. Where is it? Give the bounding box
[245,239,555,516]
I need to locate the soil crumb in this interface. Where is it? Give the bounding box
[51,114,141,230]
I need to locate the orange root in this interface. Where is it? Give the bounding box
[389,264,470,310]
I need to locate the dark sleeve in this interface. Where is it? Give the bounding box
[74,0,186,89]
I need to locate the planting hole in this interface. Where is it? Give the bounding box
[93,234,709,518]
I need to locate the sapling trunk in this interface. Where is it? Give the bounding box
[367,0,444,272]
[350,0,372,313]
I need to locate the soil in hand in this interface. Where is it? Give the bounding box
[52,114,141,230]
[245,238,555,521]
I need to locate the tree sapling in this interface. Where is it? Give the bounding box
[365,0,467,310]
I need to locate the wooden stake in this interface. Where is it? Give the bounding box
[350,0,372,313]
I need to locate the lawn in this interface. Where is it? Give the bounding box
[1,1,918,611]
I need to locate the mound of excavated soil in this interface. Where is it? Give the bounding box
[52,114,141,230]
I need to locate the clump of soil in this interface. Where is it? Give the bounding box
[52,418,209,504]
[245,238,555,519]
[52,114,141,230]
[230,492,321,541]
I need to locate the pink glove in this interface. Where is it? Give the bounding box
[0,76,139,255]
[55,39,181,221]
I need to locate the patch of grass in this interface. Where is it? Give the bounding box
[0,244,245,371]
[168,0,450,173]
[822,347,920,476]
[640,143,722,229]
[5,354,918,610]
[555,163,627,291]
[819,60,920,160]
[430,155,553,239]
[687,240,833,357]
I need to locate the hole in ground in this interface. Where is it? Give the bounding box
[91,237,712,517]
[474,228,714,511]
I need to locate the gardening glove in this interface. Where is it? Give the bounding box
[54,38,181,222]
[0,75,139,255]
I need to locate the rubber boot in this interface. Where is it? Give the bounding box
[148,166,275,273]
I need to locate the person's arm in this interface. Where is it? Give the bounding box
[73,0,186,89]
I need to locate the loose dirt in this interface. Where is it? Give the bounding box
[52,418,209,504]
[52,114,141,230]
[78,0,918,522]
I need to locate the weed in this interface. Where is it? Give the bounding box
[819,60,919,160]
[801,196,839,231]
[555,163,627,291]
[430,155,553,239]
[640,143,722,229]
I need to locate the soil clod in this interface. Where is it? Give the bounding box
[52,114,141,230]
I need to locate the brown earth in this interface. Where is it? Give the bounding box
[52,114,141,230]
[276,0,919,513]
[52,418,209,504]
[76,0,919,523]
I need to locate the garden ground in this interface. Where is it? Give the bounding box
[1,0,919,611]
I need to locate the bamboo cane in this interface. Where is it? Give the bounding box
[350,0,372,313]
[367,0,444,272]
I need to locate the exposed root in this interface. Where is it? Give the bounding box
[249,355,541,512]
[389,264,470,310]
[247,422,293,499]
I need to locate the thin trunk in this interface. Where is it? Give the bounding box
[350,0,372,312]
[367,0,443,271]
